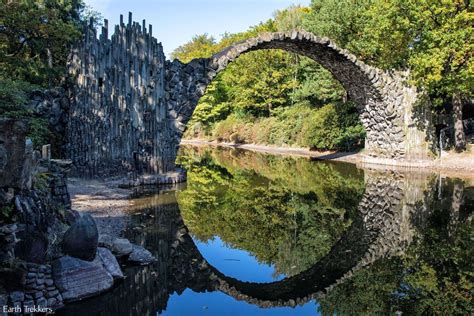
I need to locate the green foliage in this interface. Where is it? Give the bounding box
[0,78,38,115]
[403,1,473,104]
[0,0,88,87]
[0,1,91,149]
[273,5,310,32]
[223,50,299,117]
[301,104,341,149]
[170,34,216,63]
[304,0,380,64]
[291,58,345,106]
[304,0,473,108]
[33,172,51,191]
[196,102,364,151]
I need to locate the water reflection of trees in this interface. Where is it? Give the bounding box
[318,178,474,316]
[176,146,473,314]
[60,147,473,315]
[176,146,365,276]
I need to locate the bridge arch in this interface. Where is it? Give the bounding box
[165,31,428,164]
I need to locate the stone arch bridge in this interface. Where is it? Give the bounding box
[67,14,433,179]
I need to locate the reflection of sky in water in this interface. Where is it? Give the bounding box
[163,290,319,316]
[162,236,319,315]
[195,236,285,282]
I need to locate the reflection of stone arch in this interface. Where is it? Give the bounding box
[168,171,412,307]
[165,31,432,164]
[60,171,432,315]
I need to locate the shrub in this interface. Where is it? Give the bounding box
[336,124,366,151]
[0,79,37,116]
[204,101,365,151]
[302,104,342,150]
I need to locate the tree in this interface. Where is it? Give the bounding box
[402,0,472,151]
[0,0,96,149]
[170,34,216,63]
[0,0,87,87]
[303,0,473,151]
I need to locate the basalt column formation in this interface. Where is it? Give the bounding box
[67,14,180,180]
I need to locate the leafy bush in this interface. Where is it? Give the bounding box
[0,79,38,116]
[202,101,365,151]
[302,104,342,150]
[336,125,366,151]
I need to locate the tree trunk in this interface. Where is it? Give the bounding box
[453,93,466,152]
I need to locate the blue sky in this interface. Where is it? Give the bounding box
[84,0,310,58]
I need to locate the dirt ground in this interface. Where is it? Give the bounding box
[68,178,132,237]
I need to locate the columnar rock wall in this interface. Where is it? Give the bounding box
[68,16,434,178]
[68,15,173,177]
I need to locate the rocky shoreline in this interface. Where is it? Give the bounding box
[0,119,157,313]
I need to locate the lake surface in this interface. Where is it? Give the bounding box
[60,145,473,316]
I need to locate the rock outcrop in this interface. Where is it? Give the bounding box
[128,245,156,265]
[95,247,124,279]
[52,256,114,302]
[0,118,157,311]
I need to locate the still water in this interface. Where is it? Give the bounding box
[60,145,473,315]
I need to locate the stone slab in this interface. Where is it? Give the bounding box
[52,256,113,302]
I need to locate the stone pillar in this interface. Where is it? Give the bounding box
[0,118,31,190]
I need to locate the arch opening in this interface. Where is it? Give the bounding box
[181,47,363,152]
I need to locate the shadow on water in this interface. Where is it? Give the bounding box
[59,146,473,316]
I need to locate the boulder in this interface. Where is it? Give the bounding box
[110,238,133,257]
[52,256,113,302]
[94,247,123,279]
[128,245,156,265]
[61,214,98,261]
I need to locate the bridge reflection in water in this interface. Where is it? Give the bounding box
[59,150,473,316]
